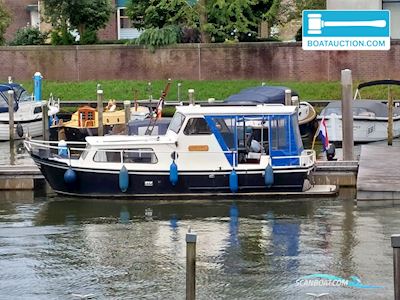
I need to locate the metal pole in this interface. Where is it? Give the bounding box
[33,72,43,102]
[8,90,14,142]
[41,100,49,141]
[388,86,393,146]
[284,89,292,106]
[186,230,197,300]
[188,89,195,105]
[392,234,400,300]
[124,100,131,135]
[177,83,182,102]
[341,69,354,161]
[97,90,104,136]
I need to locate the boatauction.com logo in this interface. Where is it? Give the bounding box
[295,274,383,289]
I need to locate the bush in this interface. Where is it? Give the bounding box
[50,29,75,45]
[10,27,47,45]
[80,30,98,45]
[134,25,182,51]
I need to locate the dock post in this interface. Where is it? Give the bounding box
[8,90,14,141]
[97,89,104,136]
[124,100,131,135]
[186,229,197,300]
[188,89,195,105]
[284,89,292,106]
[341,69,354,161]
[41,100,49,141]
[177,83,182,102]
[388,87,394,146]
[392,234,400,300]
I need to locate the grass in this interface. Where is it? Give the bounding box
[16,79,400,102]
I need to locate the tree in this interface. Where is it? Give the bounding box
[126,0,198,30]
[0,0,10,45]
[206,0,280,42]
[43,0,113,44]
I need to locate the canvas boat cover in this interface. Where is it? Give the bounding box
[224,86,299,105]
[320,100,400,118]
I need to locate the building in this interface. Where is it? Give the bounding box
[327,0,400,39]
[3,0,141,42]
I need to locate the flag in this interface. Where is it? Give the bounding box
[318,117,329,151]
[156,98,164,119]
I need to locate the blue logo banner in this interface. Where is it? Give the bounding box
[302,10,390,50]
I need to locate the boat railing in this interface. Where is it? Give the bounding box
[24,139,316,168]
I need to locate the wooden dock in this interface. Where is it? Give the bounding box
[357,145,400,201]
[0,164,42,190]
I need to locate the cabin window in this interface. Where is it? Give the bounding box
[212,117,236,149]
[93,151,121,163]
[168,112,185,133]
[123,148,158,164]
[270,117,288,150]
[34,106,42,114]
[184,118,212,135]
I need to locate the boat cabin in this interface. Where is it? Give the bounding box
[168,105,304,168]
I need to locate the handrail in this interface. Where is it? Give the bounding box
[25,139,315,169]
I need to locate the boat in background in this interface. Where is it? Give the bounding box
[0,83,59,140]
[224,86,317,137]
[50,104,151,141]
[25,104,316,197]
[318,80,400,144]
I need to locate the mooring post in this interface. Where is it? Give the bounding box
[124,100,131,135]
[284,89,292,106]
[186,229,197,300]
[392,234,400,300]
[8,76,12,84]
[188,89,195,105]
[177,83,182,102]
[8,90,14,141]
[341,69,354,161]
[388,87,394,146]
[41,100,49,141]
[97,89,104,136]
[33,72,43,102]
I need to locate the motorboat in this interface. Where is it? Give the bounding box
[224,86,317,137]
[50,104,151,141]
[0,83,59,140]
[24,104,316,197]
[318,80,400,143]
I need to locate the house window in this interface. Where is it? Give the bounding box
[117,8,142,40]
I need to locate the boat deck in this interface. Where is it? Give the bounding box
[357,144,400,201]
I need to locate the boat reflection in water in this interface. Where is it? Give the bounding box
[0,195,391,299]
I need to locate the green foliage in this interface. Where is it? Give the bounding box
[206,0,279,42]
[0,1,11,45]
[134,25,182,51]
[9,27,48,46]
[43,0,113,45]
[80,30,98,45]
[50,28,75,45]
[126,0,198,30]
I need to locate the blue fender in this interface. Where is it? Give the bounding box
[229,169,238,193]
[64,168,77,184]
[170,161,178,186]
[119,165,129,192]
[264,164,274,188]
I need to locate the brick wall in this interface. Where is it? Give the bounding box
[3,0,35,41]
[0,42,399,82]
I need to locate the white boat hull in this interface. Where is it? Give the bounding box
[324,115,400,143]
[0,119,43,140]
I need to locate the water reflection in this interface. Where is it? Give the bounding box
[0,196,396,299]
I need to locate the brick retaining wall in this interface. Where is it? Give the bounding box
[0,42,399,82]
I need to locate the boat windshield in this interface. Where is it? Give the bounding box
[168,112,185,134]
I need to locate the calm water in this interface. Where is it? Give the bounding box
[0,190,397,300]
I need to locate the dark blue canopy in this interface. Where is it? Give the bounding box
[0,83,27,113]
[224,86,299,105]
